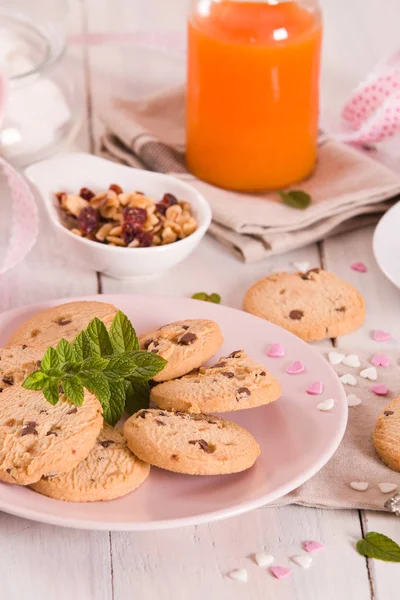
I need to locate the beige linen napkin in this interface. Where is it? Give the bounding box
[274,348,400,512]
[100,86,400,262]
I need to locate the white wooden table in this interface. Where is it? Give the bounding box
[1,1,400,598]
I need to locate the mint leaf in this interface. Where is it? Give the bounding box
[103,379,126,426]
[41,347,60,371]
[109,311,139,354]
[63,376,85,406]
[43,379,60,405]
[47,368,66,379]
[86,317,113,357]
[22,371,49,391]
[56,338,74,363]
[125,379,150,415]
[192,292,208,301]
[128,351,167,380]
[357,532,400,562]
[279,189,311,210]
[192,292,221,304]
[104,353,138,379]
[81,356,109,373]
[78,372,111,404]
[208,293,221,304]
[72,331,92,362]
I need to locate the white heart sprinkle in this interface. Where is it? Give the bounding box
[339,374,357,386]
[292,555,312,569]
[378,483,398,494]
[350,482,369,491]
[360,367,378,381]
[317,398,335,411]
[292,261,310,273]
[228,569,248,583]
[347,394,362,407]
[254,553,274,567]
[342,354,361,368]
[328,351,345,365]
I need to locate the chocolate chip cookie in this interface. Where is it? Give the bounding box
[374,397,400,472]
[243,270,365,342]
[139,319,223,381]
[151,350,281,413]
[31,425,150,501]
[123,409,260,475]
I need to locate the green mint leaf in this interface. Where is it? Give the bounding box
[62,376,85,406]
[46,368,66,379]
[78,372,111,404]
[41,347,60,371]
[279,189,312,210]
[72,331,92,362]
[191,292,221,304]
[56,338,74,363]
[22,371,49,391]
[81,356,110,372]
[104,353,138,380]
[109,310,139,354]
[128,351,167,380]
[192,292,208,301]
[42,379,60,405]
[356,532,400,562]
[208,293,221,304]
[103,379,126,426]
[86,317,113,357]
[125,379,150,415]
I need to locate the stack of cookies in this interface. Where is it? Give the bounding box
[0,302,282,503]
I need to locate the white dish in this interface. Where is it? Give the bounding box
[25,153,211,279]
[0,294,347,531]
[373,201,400,289]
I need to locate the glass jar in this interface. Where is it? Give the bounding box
[186,0,322,191]
[0,0,83,166]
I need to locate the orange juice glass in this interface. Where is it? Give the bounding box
[186,0,322,191]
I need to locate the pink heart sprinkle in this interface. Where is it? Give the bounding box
[350,261,367,273]
[372,330,392,342]
[304,541,325,553]
[371,353,390,367]
[306,381,324,395]
[287,360,305,375]
[270,566,291,580]
[371,384,389,396]
[267,343,285,358]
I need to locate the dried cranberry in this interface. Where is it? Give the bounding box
[123,206,147,228]
[155,193,178,215]
[122,222,136,245]
[79,187,95,201]
[109,183,123,194]
[78,206,99,234]
[136,231,153,247]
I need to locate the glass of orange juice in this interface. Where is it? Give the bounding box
[186,0,322,191]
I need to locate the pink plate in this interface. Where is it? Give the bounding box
[0,294,347,531]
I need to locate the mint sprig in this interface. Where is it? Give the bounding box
[192,292,221,304]
[22,310,167,426]
[279,189,312,210]
[356,532,400,562]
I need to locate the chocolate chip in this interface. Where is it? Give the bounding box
[178,332,197,345]
[138,410,149,419]
[46,431,58,437]
[58,384,64,394]
[0,388,3,393]
[259,371,266,376]
[22,344,27,350]
[188,439,215,453]
[39,409,47,414]
[144,338,156,349]
[228,350,242,358]
[155,419,166,426]
[21,421,38,436]
[36,360,42,368]
[158,411,168,416]
[236,387,251,401]
[99,440,114,448]
[335,306,346,313]
[289,310,304,320]
[187,368,201,376]
[221,371,235,379]
[67,407,78,415]
[384,410,394,416]
[2,375,14,386]
[182,325,189,330]
[6,469,11,474]
[171,454,179,460]
[212,362,227,368]
[300,268,320,280]
[55,318,72,326]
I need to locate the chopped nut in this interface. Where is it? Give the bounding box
[109,225,123,236]
[162,226,178,244]
[95,223,114,241]
[89,192,107,209]
[71,228,82,236]
[182,218,197,236]
[166,204,182,222]
[106,235,125,246]
[62,194,89,217]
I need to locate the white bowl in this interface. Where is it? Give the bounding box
[25,153,212,279]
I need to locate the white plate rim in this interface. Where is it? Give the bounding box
[373,201,400,289]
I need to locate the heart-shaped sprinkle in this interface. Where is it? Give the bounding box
[292,555,312,569]
[350,262,367,273]
[292,261,310,273]
[347,394,362,407]
[303,541,325,553]
[339,374,357,386]
[317,398,334,411]
[342,354,360,368]
[350,482,369,491]
[287,360,304,375]
[254,553,274,567]
[372,330,392,342]
[228,569,248,582]
[267,343,285,358]
[270,566,291,580]
[306,381,324,395]
[371,384,389,396]
[328,351,345,365]
[371,353,390,367]
[378,483,398,494]
[360,367,378,381]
